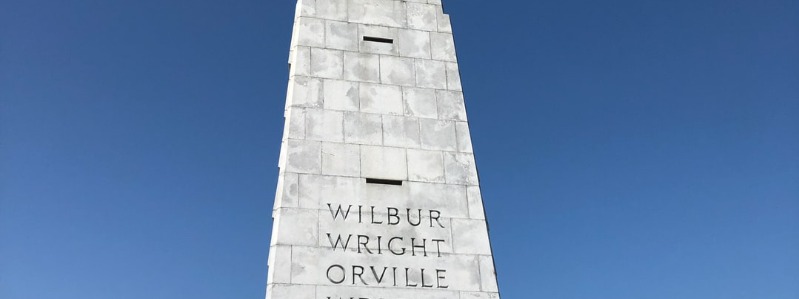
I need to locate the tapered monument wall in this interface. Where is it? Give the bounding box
[267,1,501,298]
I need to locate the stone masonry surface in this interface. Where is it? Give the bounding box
[268,1,500,298]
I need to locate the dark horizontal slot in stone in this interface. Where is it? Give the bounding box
[366,178,403,186]
[363,36,394,44]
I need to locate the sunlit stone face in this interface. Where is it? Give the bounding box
[268,1,500,298]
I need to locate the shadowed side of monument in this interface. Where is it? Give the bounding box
[267,0,501,298]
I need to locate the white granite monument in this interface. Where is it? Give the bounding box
[267,1,501,298]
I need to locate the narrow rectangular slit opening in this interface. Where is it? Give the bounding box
[363,36,394,44]
[365,178,403,186]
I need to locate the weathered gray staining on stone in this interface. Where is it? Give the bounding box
[380,55,416,86]
[284,139,321,174]
[344,112,383,145]
[383,115,421,148]
[326,20,359,51]
[323,79,359,111]
[342,52,380,83]
[360,83,403,114]
[398,29,432,59]
[415,59,447,89]
[419,118,457,151]
[289,76,322,108]
[269,0,501,298]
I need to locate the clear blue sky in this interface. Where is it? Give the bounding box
[1,0,797,298]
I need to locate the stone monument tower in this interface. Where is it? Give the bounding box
[267,1,500,298]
